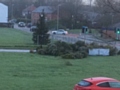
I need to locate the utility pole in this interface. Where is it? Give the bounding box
[11,0,14,19]
[90,0,93,33]
[57,4,61,30]
[90,0,92,7]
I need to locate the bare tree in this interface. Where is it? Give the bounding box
[94,0,120,13]
[93,0,120,27]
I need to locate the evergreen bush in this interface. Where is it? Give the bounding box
[72,41,85,51]
[64,61,73,66]
[45,43,58,56]
[61,53,75,59]
[37,48,46,55]
[78,46,88,53]
[109,47,117,56]
[54,41,72,55]
[73,52,84,59]
[81,51,88,58]
[62,52,86,59]
[117,50,120,55]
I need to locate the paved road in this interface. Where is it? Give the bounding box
[14,24,31,33]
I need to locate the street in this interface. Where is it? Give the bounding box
[14,24,31,33]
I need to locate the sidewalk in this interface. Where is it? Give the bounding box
[0,49,36,52]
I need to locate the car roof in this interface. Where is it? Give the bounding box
[19,22,24,23]
[58,29,65,30]
[84,77,118,83]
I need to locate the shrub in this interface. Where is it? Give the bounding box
[37,48,46,55]
[45,43,58,56]
[35,40,89,59]
[117,50,120,55]
[62,53,75,59]
[72,41,86,51]
[88,42,99,49]
[73,52,84,59]
[65,61,73,66]
[54,41,72,55]
[29,49,35,53]
[75,41,85,47]
[78,46,89,53]
[62,52,87,59]
[81,51,88,58]
[36,41,73,56]
[36,46,43,52]
[109,47,117,56]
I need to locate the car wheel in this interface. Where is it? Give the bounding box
[62,33,65,35]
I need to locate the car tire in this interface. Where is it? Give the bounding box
[62,33,65,35]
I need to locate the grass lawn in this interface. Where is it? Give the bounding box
[0,52,120,90]
[0,28,33,47]
[68,29,100,34]
[68,29,81,34]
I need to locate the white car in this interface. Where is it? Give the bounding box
[51,29,68,35]
[18,22,25,27]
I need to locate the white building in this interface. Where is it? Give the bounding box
[0,3,8,23]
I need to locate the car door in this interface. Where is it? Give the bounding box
[109,81,120,90]
[57,30,63,34]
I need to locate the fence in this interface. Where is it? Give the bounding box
[50,34,117,47]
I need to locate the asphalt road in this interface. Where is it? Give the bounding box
[14,24,31,33]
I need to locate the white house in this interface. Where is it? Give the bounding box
[0,3,8,23]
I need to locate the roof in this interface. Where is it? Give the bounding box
[23,4,36,12]
[111,22,120,28]
[84,77,118,83]
[101,27,115,31]
[32,6,53,14]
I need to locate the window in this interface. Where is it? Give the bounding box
[97,82,110,87]
[109,82,120,88]
[78,80,92,87]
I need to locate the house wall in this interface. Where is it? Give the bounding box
[31,12,57,24]
[31,12,39,24]
[22,5,36,17]
[0,3,8,23]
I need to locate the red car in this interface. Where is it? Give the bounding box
[73,77,120,90]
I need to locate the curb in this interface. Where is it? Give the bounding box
[0,49,36,52]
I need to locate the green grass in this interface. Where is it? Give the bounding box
[68,29,81,34]
[68,29,100,34]
[0,28,33,46]
[0,27,119,90]
[0,52,120,90]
